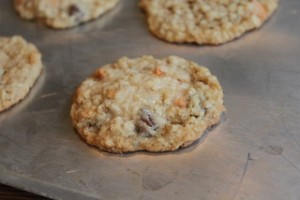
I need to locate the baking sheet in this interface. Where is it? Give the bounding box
[1,0,300,199]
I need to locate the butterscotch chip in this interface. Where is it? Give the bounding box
[71,56,225,153]
[14,0,119,29]
[0,36,43,112]
[140,0,278,45]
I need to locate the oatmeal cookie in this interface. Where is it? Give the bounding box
[140,0,278,44]
[14,0,119,29]
[71,56,225,153]
[0,36,43,112]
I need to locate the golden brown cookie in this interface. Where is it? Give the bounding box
[140,0,278,44]
[0,36,43,112]
[71,56,225,153]
[14,0,119,29]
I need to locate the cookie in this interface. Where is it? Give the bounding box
[14,0,119,29]
[71,56,225,153]
[0,36,43,112]
[140,0,278,45]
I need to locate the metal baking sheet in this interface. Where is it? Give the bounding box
[1,1,300,199]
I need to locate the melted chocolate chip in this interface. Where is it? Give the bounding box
[140,108,156,128]
[167,6,175,13]
[135,108,159,137]
[68,4,80,16]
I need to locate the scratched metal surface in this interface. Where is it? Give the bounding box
[0,1,300,200]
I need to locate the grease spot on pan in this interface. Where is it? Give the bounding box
[142,167,178,191]
[263,145,283,156]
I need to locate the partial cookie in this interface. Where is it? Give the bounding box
[14,0,119,29]
[71,56,225,153]
[140,0,278,45]
[0,36,43,112]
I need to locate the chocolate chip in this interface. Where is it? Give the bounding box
[135,108,159,137]
[187,0,194,9]
[140,108,156,128]
[68,4,85,23]
[68,4,80,16]
[167,6,175,13]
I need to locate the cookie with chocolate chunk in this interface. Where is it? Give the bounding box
[0,36,43,112]
[140,0,278,45]
[70,56,225,153]
[14,0,119,29]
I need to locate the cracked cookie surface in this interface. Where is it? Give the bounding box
[0,36,43,112]
[71,56,225,153]
[14,0,119,29]
[140,0,278,45]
